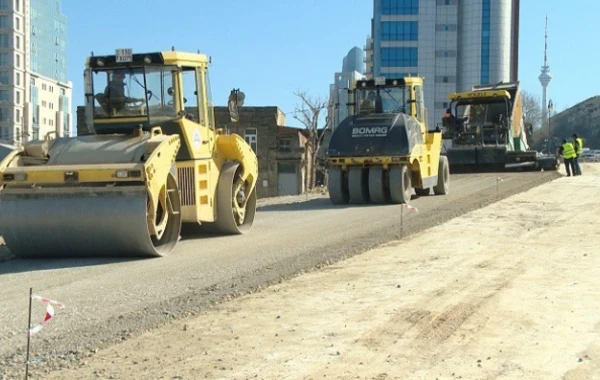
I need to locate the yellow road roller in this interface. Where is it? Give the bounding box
[0,50,258,258]
[326,76,448,204]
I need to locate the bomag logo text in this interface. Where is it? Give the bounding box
[352,126,388,137]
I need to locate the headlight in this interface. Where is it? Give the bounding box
[116,170,129,178]
[3,173,27,181]
[115,170,142,178]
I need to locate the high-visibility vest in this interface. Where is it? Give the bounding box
[575,137,583,154]
[562,142,576,159]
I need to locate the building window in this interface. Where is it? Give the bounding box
[30,77,35,86]
[278,138,292,152]
[0,108,7,122]
[382,0,418,15]
[0,0,7,10]
[15,0,19,12]
[15,35,19,49]
[381,47,418,67]
[15,90,19,104]
[15,109,19,124]
[0,15,7,28]
[244,128,257,153]
[15,16,19,31]
[15,54,19,68]
[0,71,7,84]
[0,34,8,48]
[0,90,8,102]
[15,72,19,86]
[381,21,418,41]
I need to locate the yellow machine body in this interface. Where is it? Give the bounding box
[326,76,449,204]
[0,50,258,258]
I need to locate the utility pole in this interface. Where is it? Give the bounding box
[547,99,554,153]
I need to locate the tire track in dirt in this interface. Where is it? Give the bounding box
[353,192,556,363]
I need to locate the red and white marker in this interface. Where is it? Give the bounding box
[28,296,65,337]
[402,203,419,213]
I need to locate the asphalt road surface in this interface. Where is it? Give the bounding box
[0,170,560,377]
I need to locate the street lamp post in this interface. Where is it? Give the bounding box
[547,99,554,154]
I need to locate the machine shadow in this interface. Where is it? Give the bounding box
[0,256,143,274]
[256,195,420,212]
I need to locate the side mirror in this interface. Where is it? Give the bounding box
[228,89,245,123]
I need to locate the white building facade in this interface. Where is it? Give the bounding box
[0,0,71,146]
[367,0,519,128]
[328,47,366,130]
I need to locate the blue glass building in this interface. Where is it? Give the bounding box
[367,0,519,127]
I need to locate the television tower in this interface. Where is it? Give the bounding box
[538,16,552,129]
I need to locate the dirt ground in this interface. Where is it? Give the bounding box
[27,164,600,379]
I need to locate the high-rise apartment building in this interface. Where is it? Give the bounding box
[0,0,71,146]
[366,0,519,128]
[328,47,366,130]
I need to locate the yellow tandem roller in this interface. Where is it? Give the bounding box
[0,50,258,258]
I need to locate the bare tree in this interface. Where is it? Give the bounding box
[293,90,327,191]
[521,90,543,129]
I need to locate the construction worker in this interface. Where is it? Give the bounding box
[572,133,583,175]
[359,91,376,114]
[442,107,466,135]
[559,139,576,177]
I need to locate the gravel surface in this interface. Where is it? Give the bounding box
[0,170,560,378]
[36,164,600,380]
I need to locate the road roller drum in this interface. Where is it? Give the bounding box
[0,50,258,259]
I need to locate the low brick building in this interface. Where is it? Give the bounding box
[76,105,308,199]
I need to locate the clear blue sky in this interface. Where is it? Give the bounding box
[62,0,593,130]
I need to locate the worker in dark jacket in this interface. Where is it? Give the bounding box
[442,107,467,135]
[559,139,577,177]
[572,133,583,175]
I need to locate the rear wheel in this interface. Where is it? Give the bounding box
[213,162,257,234]
[389,165,412,204]
[368,166,389,204]
[415,188,430,196]
[433,155,450,195]
[348,167,369,204]
[328,167,349,204]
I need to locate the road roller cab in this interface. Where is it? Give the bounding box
[326,76,449,205]
[0,49,258,258]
